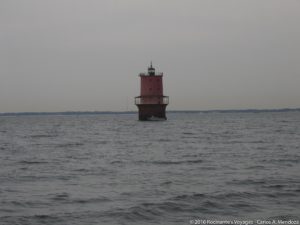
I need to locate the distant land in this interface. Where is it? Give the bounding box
[0,108,300,117]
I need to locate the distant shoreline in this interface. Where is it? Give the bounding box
[0,108,300,117]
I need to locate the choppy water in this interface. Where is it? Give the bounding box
[0,112,300,225]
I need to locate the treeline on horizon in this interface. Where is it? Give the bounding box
[0,108,300,116]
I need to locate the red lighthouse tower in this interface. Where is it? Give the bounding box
[135,63,169,121]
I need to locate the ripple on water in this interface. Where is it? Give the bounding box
[29,134,58,138]
[19,160,49,165]
[136,159,203,165]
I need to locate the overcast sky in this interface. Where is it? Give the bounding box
[1,0,299,112]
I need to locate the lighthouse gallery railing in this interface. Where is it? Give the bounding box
[135,96,169,105]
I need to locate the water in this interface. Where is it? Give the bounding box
[0,112,299,225]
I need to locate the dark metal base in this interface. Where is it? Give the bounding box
[137,104,167,121]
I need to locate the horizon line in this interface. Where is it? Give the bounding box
[0,108,300,116]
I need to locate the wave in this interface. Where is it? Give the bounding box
[55,143,84,148]
[227,179,266,185]
[99,192,259,222]
[72,197,111,204]
[29,134,58,138]
[136,159,203,165]
[260,156,300,164]
[49,193,112,205]
[172,192,256,202]
[50,193,70,201]
[19,160,49,164]
[0,214,62,225]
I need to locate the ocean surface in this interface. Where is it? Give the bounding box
[0,112,299,225]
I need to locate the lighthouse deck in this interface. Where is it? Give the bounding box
[135,96,169,105]
[139,72,163,76]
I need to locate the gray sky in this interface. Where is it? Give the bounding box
[1,0,299,112]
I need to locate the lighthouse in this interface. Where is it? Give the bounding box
[135,63,169,121]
